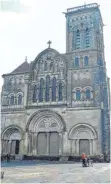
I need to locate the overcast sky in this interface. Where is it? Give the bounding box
[0,0,111,91]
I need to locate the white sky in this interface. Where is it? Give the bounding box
[0,0,111,90]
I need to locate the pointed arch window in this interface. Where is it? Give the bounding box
[39,78,44,102]
[10,95,14,105]
[18,94,22,105]
[45,75,50,102]
[75,57,79,67]
[76,29,80,49]
[86,89,91,100]
[52,77,56,101]
[58,83,63,101]
[85,28,90,48]
[84,56,89,66]
[44,61,47,71]
[33,85,37,102]
[76,90,81,101]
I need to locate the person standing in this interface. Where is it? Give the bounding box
[81,153,86,165]
[6,153,10,162]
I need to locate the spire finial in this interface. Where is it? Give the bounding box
[47,40,52,48]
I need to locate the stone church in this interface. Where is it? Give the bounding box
[1,3,110,160]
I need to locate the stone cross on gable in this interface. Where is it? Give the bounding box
[47,40,52,48]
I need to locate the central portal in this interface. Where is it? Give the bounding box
[37,132,59,156]
[27,109,66,157]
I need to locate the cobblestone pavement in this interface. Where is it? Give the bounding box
[1,161,111,183]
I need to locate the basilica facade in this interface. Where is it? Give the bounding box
[1,3,110,160]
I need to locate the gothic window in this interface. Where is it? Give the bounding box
[84,56,89,66]
[33,85,37,102]
[86,89,91,100]
[44,61,47,71]
[39,78,44,102]
[52,77,56,101]
[45,75,50,102]
[58,83,63,101]
[74,57,79,67]
[76,90,81,101]
[18,94,22,105]
[85,28,90,48]
[10,95,14,105]
[76,29,80,49]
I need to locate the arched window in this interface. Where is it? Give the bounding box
[75,57,79,67]
[76,90,81,101]
[85,28,90,48]
[98,57,103,66]
[45,75,50,102]
[39,78,44,102]
[52,77,56,101]
[84,56,89,66]
[76,29,80,49]
[86,89,91,100]
[33,85,37,102]
[44,62,47,71]
[58,83,63,101]
[50,62,53,71]
[18,94,22,105]
[10,95,14,105]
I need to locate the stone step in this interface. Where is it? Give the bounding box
[15,155,23,160]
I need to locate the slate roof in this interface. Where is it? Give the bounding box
[11,61,30,74]
[2,61,33,77]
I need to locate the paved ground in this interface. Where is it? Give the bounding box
[1,161,111,183]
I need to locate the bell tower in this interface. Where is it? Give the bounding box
[65,3,104,53]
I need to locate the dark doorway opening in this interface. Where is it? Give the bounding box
[15,140,20,154]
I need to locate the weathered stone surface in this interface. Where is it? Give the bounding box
[1,3,110,158]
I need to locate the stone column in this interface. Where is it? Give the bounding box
[56,86,58,102]
[62,131,70,156]
[24,132,28,155]
[59,132,63,155]
[5,140,7,154]
[1,140,4,154]
[92,139,96,155]
[76,140,79,155]
[28,133,32,155]
[46,132,49,155]
[72,140,75,155]
[19,139,24,155]
[89,139,92,155]
[8,140,11,153]
[33,133,38,155]
[50,88,52,103]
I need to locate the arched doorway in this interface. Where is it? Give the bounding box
[68,123,97,155]
[26,109,66,156]
[1,126,23,156]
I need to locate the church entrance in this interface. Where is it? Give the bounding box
[10,140,20,155]
[37,132,59,156]
[26,109,66,157]
[1,127,22,156]
[79,139,90,155]
[37,133,47,155]
[49,132,59,156]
